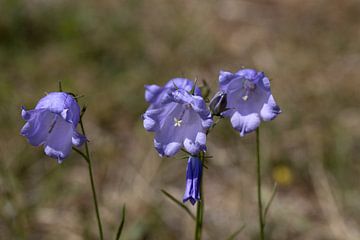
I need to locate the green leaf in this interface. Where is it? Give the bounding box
[115,205,126,240]
[161,189,195,221]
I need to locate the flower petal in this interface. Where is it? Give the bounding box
[183,156,202,205]
[35,92,81,127]
[260,94,281,121]
[143,114,158,131]
[230,111,261,137]
[195,132,206,146]
[21,109,55,146]
[145,84,163,103]
[72,131,87,147]
[219,70,236,86]
[165,78,201,96]
[235,68,258,80]
[164,142,182,157]
[44,116,73,162]
[184,138,201,155]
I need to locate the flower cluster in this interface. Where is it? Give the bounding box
[20,68,281,206]
[142,68,281,205]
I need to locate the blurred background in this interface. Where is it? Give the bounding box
[1,0,360,239]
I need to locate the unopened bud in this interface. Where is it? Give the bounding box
[209,91,227,116]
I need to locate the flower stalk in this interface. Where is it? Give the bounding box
[73,115,104,240]
[256,128,265,240]
[195,151,205,240]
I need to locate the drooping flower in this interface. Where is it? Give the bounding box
[145,78,201,109]
[219,68,281,136]
[143,79,213,157]
[183,156,202,205]
[21,92,86,163]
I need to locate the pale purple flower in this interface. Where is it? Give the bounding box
[183,156,202,205]
[219,69,281,136]
[21,92,86,163]
[143,79,213,157]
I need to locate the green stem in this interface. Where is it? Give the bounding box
[79,119,104,240]
[195,152,205,240]
[256,128,265,240]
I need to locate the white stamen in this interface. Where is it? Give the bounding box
[174,117,182,127]
[242,80,256,101]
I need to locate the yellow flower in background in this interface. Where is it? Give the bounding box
[272,165,294,186]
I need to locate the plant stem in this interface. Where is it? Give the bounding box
[195,152,205,240]
[256,128,265,240]
[79,119,104,240]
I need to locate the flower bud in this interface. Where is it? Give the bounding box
[209,91,227,116]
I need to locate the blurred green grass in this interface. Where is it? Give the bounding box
[1,0,360,239]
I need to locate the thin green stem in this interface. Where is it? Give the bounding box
[256,128,265,240]
[79,119,104,240]
[195,152,205,240]
[60,84,103,239]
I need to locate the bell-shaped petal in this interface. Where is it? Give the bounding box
[144,78,201,110]
[44,116,73,163]
[35,92,81,127]
[21,92,86,162]
[183,156,202,205]
[219,69,281,136]
[21,109,56,146]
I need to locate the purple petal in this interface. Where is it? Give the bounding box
[219,70,236,86]
[164,78,201,96]
[145,84,163,103]
[183,156,202,205]
[230,112,261,137]
[35,92,80,127]
[235,68,258,80]
[164,142,182,157]
[44,116,73,162]
[195,132,206,146]
[21,109,55,146]
[184,138,201,155]
[143,114,158,131]
[72,131,87,147]
[260,94,281,121]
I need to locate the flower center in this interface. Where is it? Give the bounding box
[242,79,256,101]
[174,117,182,127]
[173,104,191,127]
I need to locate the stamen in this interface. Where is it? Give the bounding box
[48,119,57,133]
[174,117,182,127]
[242,80,256,101]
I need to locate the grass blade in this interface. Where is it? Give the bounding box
[225,224,246,240]
[115,205,126,240]
[161,189,195,221]
[264,182,278,221]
